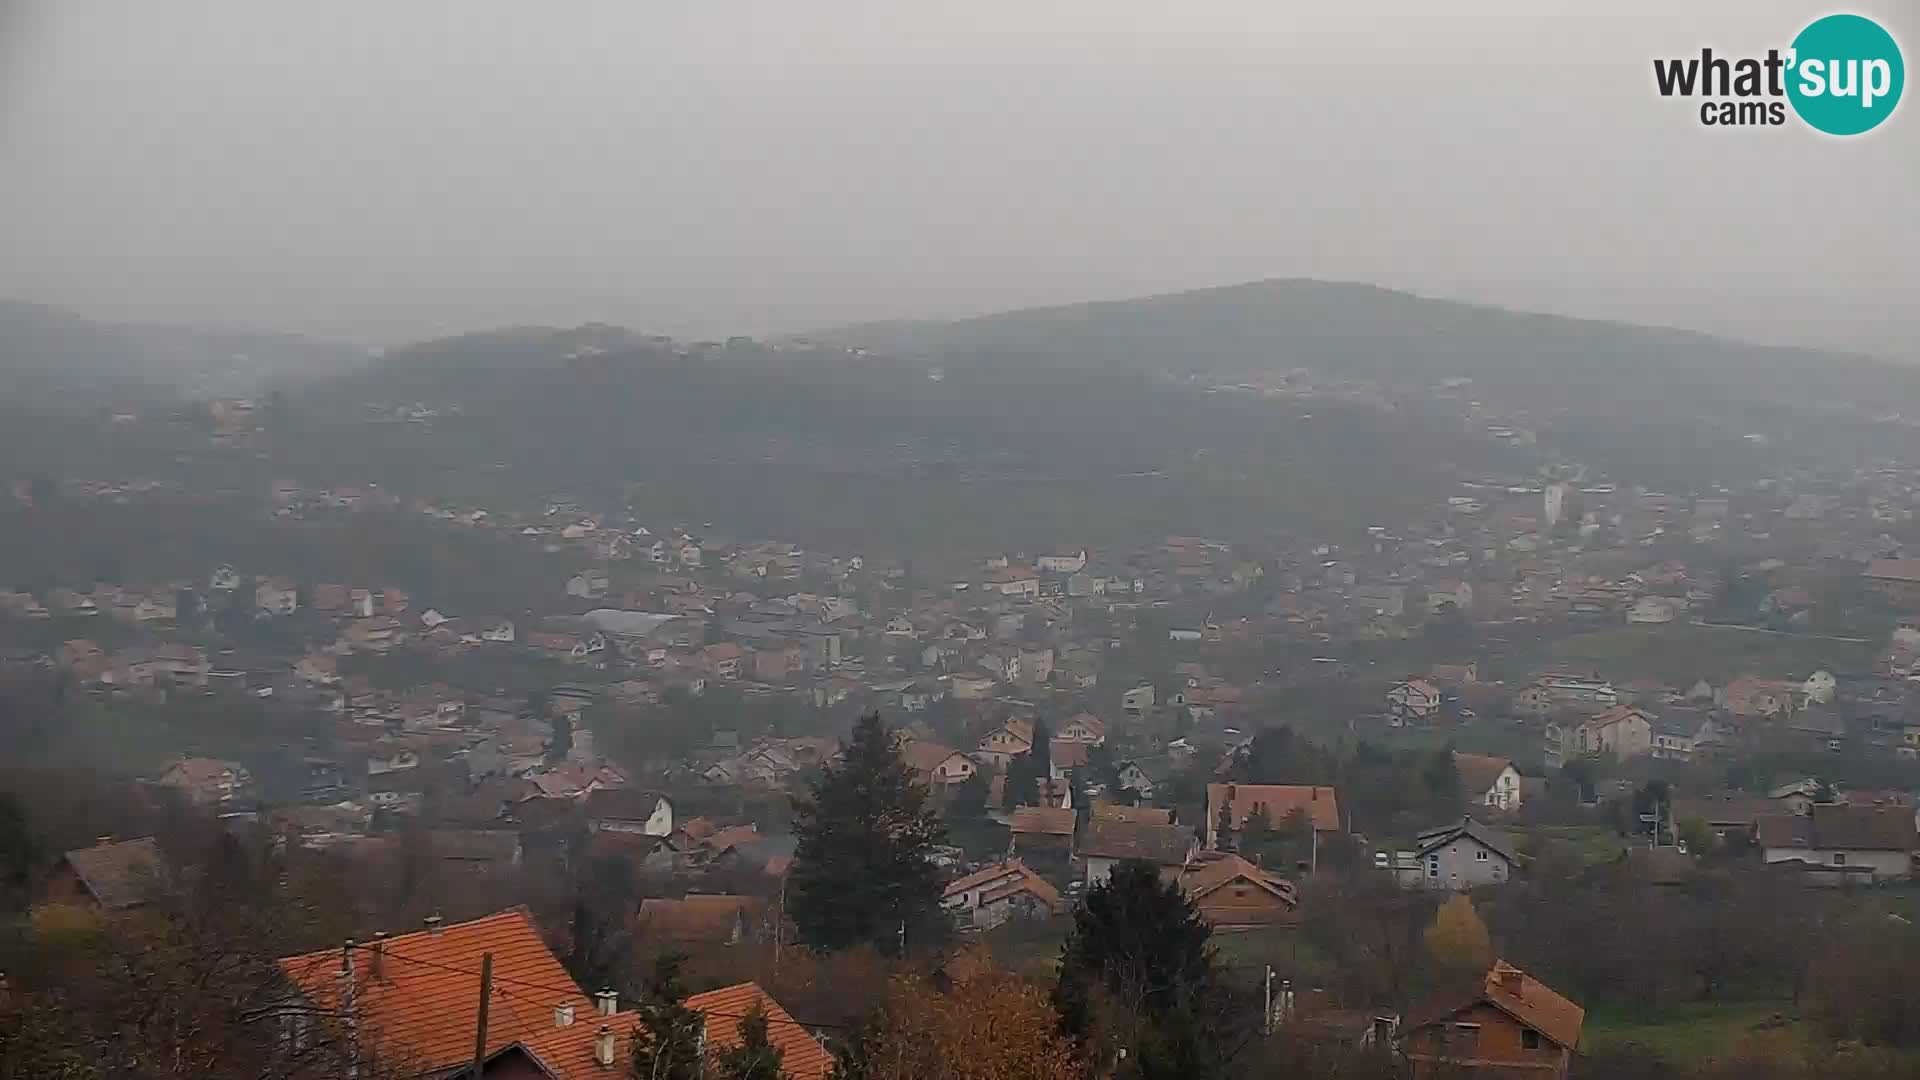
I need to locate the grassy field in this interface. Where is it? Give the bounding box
[1582,1000,1801,1060]
[1509,824,1629,867]
[1549,623,1876,684]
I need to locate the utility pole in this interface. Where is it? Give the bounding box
[468,952,494,1079]
[1262,966,1274,1036]
[773,880,785,975]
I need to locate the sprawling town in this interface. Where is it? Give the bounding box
[11,338,1920,1078]
[6,5,1916,1076]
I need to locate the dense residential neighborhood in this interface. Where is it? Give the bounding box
[20,412,1920,1077]
[12,251,1920,1080]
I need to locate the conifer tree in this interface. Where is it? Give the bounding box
[1053,860,1241,1079]
[789,713,948,955]
[712,1006,787,1080]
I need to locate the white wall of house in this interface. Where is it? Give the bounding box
[1763,847,1910,880]
[1083,855,1121,888]
[1481,766,1522,810]
[1418,838,1513,890]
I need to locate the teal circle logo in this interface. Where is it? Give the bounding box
[1786,14,1904,135]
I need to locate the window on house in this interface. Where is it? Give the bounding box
[1522,1029,1541,1050]
[1475,849,1489,862]
[1833,852,1847,866]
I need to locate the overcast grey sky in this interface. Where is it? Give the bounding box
[1,1,1914,353]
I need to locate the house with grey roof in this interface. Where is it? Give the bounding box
[1382,818,1518,890]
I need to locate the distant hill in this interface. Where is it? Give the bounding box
[275,319,1518,553]
[819,278,1919,417]
[0,300,365,407]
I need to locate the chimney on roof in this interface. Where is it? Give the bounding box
[340,938,355,975]
[555,1003,576,1028]
[1496,963,1524,996]
[596,988,619,1016]
[371,931,386,979]
[593,1025,616,1067]
[424,913,443,936]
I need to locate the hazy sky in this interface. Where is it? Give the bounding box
[1,1,1914,353]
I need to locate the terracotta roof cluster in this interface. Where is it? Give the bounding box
[1206,783,1342,833]
[509,980,832,1079]
[60,836,167,910]
[278,909,593,1074]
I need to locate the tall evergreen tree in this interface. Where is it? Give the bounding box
[1006,715,1055,808]
[1030,713,1053,784]
[789,712,948,955]
[1422,742,1463,811]
[0,793,35,911]
[712,1006,788,1080]
[630,953,705,1080]
[1053,860,1242,1079]
[548,709,575,763]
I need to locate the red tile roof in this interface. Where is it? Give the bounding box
[1206,783,1341,833]
[60,836,168,910]
[1169,853,1297,909]
[1453,752,1515,798]
[1080,820,1196,865]
[684,982,833,1080]
[520,1010,643,1078]
[942,859,1063,913]
[1049,740,1091,770]
[1008,806,1075,837]
[1091,803,1174,825]
[637,895,766,944]
[1410,960,1585,1051]
[504,984,834,1079]
[1757,803,1920,851]
[1868,559,1920,584]
[701,824,762,853]
[1482,961,1584,1049]
[278,908,590,1075]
